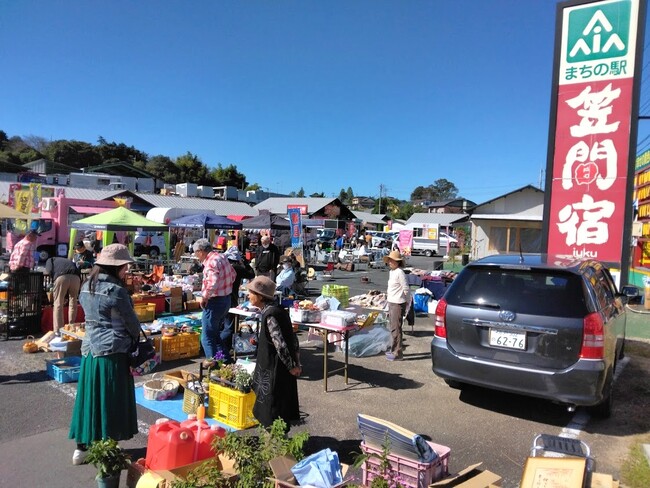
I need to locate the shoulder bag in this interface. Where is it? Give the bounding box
[129,328,159,376]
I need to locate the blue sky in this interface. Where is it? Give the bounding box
[1,1,649,204]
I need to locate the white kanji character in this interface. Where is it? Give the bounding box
[566,83,620,137]
[561,139,617,191]
[556,194,615,246]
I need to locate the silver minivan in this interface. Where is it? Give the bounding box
[431,254,630,417]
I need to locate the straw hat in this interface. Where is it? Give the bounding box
[383,250,404,264]
[96,244,135,266]
[247,276,277,300]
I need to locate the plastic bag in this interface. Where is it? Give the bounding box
[413,293,430,314]
[291,448,343,488]
[348,326,391,357]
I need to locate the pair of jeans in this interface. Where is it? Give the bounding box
[201,295,231,361]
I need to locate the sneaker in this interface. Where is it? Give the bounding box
[72,449,88,465]
[385,352,403,361]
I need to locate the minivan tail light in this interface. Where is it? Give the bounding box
[434,298,448,338]
[580,312,605,359]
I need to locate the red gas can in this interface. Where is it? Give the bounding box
[196,425,227,461]
[145,418,196,469]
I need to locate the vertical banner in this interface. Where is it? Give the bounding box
[399,230,414,256]
[288,208,305,266]
[543,0,645,274]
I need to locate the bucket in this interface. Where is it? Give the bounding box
[145,419,195,469]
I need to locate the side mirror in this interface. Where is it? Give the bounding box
[621,285,640,297]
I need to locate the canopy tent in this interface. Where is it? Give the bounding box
[241,213,290,230]
[168,213,242,230]
[0,203,28,219]
[68,206,169,258]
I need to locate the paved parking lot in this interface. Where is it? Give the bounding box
[1,254,648,487]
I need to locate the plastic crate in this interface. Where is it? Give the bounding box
[321,284,349,307]
[207,382,258,430]
[134,303,156,323]
[46,356,82,383]
[153,332,201,361]
[361,440,450,488]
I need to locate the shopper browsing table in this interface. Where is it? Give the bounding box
[383,250,411,361]
[193,239,236,365]
[44,256,81,335]
[248,276,301,430]
[255,235,280,281]
[222,245,255,354]
[72,240,95,270]
[8,230,38,272]
[68,244,141,465]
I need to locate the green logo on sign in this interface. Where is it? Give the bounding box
[567,0,630,62]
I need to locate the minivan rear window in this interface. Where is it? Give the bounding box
[445,267,588,317]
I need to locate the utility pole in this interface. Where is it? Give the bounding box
[378,184,385,214]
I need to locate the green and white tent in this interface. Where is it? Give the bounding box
[69,206,168,258]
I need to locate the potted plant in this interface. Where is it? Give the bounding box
[234,367,253,393]
[86,438,130,488]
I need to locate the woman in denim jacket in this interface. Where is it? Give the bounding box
[68,244,142,465]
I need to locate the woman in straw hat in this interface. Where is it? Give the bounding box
[247,276,301,429]
[68,244,141,465]
[383,250,411,361]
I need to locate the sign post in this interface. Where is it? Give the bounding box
[542,0,646,284]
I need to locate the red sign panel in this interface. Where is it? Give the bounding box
[547,78,633,260]
[287,204,308,215]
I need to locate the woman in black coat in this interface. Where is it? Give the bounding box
[247,276,301,429]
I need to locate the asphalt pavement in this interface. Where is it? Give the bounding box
[1,254,648,487]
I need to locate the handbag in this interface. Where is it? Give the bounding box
[129,328,159,376]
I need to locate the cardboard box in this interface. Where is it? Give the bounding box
[590,472,619,488]
[520,457,586,488]
[185,300,201,312]
[429,463,501,488]
[170,286,183,298]
[268,455,350,488]
[167,296,183,313]
[135,455,238,488]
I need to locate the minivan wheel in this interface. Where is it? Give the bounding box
[589,377,614,419]
[424,250,433,258]
[148,247,160,258]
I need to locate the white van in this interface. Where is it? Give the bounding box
[134,231,167,258]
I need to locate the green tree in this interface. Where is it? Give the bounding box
[395,202,416,220]
[246,183,261,191]
[176,152,210,183]
[297,187,305,197]
[0,130,9,151]
[42,139,102,169]
[410,179,458,202]
[338,188,347,202]
[135,155,179,183]
[310,191,325,198]
[210,163,247,188]
[346,186,354,200]
[96,137,148,164]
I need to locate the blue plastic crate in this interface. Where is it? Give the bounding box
[46,356,82,383]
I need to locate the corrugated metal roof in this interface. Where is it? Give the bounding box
[137,194,257,216]
[353,211,386,225]
[254,197,338,215]
[0,181,257,216]
[405,212,468,226]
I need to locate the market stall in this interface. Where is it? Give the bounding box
[68,206,169,260]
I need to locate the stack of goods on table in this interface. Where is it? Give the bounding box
[348,290,387,309]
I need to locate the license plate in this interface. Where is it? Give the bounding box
[489,329,526,350]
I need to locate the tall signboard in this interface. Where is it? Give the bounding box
[542,0,646,284]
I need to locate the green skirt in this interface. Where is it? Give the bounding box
[68,353,138,445]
